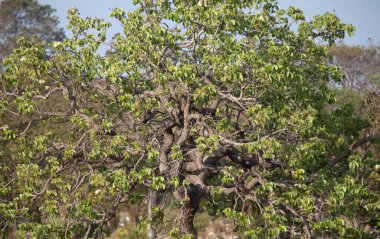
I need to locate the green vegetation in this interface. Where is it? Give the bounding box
[0,0,379,238]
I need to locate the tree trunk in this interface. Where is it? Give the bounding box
[179,185,202,237]
[147,190,159,239]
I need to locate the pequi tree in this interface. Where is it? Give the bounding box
[0,0,65,66]
[0,0,379,238]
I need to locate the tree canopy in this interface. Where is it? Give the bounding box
[0,0,379,238]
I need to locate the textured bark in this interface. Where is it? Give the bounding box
[148,190,160,239]
[179,185,202,237]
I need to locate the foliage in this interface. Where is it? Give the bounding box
[330,44,380,135]
[0,0,65,66]
[0,0,378,238]
[109,226,149,239]
[330,43,380,141]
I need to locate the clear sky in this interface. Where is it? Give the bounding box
[38,0,380,47]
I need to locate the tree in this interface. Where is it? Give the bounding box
[0,0,379,238]
[329,43,380,136]
[0,0,65,65]
[330,43,380,91]
[329,44,380,222]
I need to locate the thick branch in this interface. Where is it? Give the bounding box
[308,135,380,183]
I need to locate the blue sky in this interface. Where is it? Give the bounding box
[38,0,380,47]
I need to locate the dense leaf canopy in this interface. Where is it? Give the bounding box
[0,0,378,238]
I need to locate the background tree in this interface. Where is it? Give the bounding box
[329,44,380,232]
[330,43,380,91]
[330,43,380,135]
[0,0,379,238]
[0,0,65,66]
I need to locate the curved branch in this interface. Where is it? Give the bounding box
[308,135,380,183]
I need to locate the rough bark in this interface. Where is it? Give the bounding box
[147,190,160,239]
[179,185,202,237]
